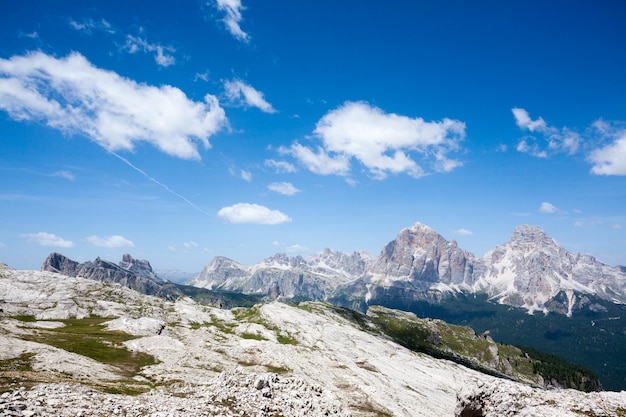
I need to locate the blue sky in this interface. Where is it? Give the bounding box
[1,0,625,273]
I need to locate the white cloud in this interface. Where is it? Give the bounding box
[512,108,581,157]
[264,159,296,173]
[268,182,300,196]
[281,143,350,176]
[183,241,199,248]
[52,170,75,181]
[123,35,176,67]
[0,242,6,248]
[215,0,250,42]
[69,18,114,34]
[19,31,39,39]
[22,232,74,248]
[286,244,308,253]
[224,79,276,113]
[86,235,134,248]
[240,169,252,182]
[286,101,465,179]
[588,129,626,175]
[516,139,547,158]
[217,203,292,225]
[512,108,547,132]
[454,228,473,236]
[539,202,559,214]
[0,51,227,160]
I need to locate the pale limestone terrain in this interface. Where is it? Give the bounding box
[1,263,625,417]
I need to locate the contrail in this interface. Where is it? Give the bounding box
[109,151,211,216]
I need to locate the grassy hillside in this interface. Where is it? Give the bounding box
[362,293,624,391]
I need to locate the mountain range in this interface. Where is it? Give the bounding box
[36,222,626,390]
[188,223,626,316]
[2,262,625,416]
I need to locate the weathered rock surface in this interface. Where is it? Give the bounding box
[41,253,182,301]
[1,263,625,417]
[191,222,626,315]
[188,249,375,300]
[456,379,626,417]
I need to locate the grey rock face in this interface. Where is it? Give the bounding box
[41,253,182,301]
[369,223,476,287]
[185,222,626,315]
[187,249,376,300]
[478,225,626,314]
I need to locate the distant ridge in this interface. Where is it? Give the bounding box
[42,252,183,301]
[188,222,626,316]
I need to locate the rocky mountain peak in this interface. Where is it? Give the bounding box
[118,253,160,281]
[41,253,181,300]
[509,224,561,250]
[369,222,475,287]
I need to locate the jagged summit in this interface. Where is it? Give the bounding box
[41,252,181,300]
[508,224,562,251]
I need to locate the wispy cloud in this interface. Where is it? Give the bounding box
[512,108,581,157]
[22,232,74,248]
[539,202,559,214]
[511,108,626,177]
[268,182,300,196]
[264,159,296,173]
[214,0,250,43]
[69,18,114,34]
[454,228,473,236]
[224,79,276,113]
[86,235,134,248]
[283,101,466,179]
[286,244,308,253]
[123,34,176,67]
[183,241,199,248]
[240,169,252,182]
[217,203,292,225]
[52,170,75,181]
[0,51,227,160]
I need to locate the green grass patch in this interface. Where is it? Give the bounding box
[241,332,268,341]
[16,316,158,378]
[12,315,37,323]
[276,334,298,345]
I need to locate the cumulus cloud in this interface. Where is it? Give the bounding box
[284,101,465,179]
[512,108,581,157]
[22,232,74,248]
[588,125,626,176]
[512,108,547,132]
[217,203,292,225]
[280,143,350,176]
[539,202,559,214]
[215,0,250,42]
[224,79,276,113]
[123,35,176,67]
[0,52,227,160]
[268,182,300,196]
[86,235,134,248]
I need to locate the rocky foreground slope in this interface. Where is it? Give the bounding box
[1,263,625,416]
